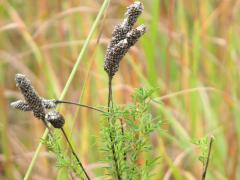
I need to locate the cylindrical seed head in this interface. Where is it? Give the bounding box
[104,2,145,78]
[15,74,46,120]
[104,25,146,77]
[122,1,144,31]
[10,100,31,111]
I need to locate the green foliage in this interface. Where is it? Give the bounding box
[41,131,82,178]
[192,136,209,166]
[101,88,161,179]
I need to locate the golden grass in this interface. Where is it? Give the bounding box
[0,0,240,179]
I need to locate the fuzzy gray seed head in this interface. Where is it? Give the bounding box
[104,1,145,77]
[123,1,143,30]
[14,74,46,120]
[10,100,31,111]
[126,25,146,48]
[11,74,66,129]
[126,1,143,17]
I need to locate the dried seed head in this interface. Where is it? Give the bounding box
[45,111,65,128]
[10,100,31,111]
[104,1,145,77]
[126,25,146,48]
[107,24,128,51]
[104,39,128,77]
[108,2,143,50]
[15,74,46,120]
[11,74,65,130]
[122,1,144,31]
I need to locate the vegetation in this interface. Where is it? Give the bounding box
[0,0,239,179]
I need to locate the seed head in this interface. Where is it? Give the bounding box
[10,100,31,111]
[11,74,65,129]
[14,74,46,120]
[104,1,146,77]
[122,1,144,31]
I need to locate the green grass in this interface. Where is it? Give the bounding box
[0,0,239,179]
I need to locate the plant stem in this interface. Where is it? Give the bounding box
[202,136,214,180]
[23,1,110,179]
[24,129,49,180]
[55,100,106,113]
[120,118,127,161]
[58,0,110,101]
[61,128,90,180]
[107,76,122,180]
[107,76,113,108]
[24,123,54,180]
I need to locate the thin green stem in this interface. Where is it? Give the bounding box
[120,118,126,161]
[107,76,122,180]
[202,136,214,180]
[23,129,49,180]
[23,1,110,179]
[58,0,110,101]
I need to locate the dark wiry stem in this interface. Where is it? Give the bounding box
[108,76,113,108]
[107,76,121,180]
[202,136,214,180]
[55,100,106,113]
[60,128,90,180]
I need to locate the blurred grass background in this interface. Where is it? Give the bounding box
[0,0,240,179]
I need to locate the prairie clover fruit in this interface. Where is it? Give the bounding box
[10,74,62,128]
[12,74,46,121]
[104,1,146,77]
